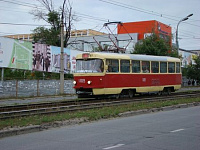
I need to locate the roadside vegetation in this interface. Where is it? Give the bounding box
[0,68,73,80]
[1,97,200,130]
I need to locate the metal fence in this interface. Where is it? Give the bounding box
[0,80,75,98]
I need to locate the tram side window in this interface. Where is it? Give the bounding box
[132,60,140,73]
[106,59,119,72]
[176,62,181,73]
[151,61,159,73]
[120,60,130,73]
[142,61,150,73]
[160,62,167,73]
[168,62,175,73]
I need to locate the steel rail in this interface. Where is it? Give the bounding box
[0,91,198,112]
[0,92,200,120]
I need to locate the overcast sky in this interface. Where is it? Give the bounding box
[0,0,199,50]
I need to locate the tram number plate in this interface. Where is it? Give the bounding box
[79,79,85,83]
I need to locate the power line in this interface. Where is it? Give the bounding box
[0,8,30,13]
[0,0,38,8]
[1,0,199,47]
[0,22,50,26]
[99,0,200,28]
[108,0,199,22]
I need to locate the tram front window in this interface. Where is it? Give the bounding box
[75,59,104,73]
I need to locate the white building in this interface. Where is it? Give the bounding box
[68,33,138,54]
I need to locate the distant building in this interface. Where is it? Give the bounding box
[117,20,172,46]
[68,33,138,53]
[70,29,106,37]
[5,34,33,41]
[179,48,198,67]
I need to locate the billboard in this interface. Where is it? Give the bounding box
[51,46,70,73]
[0,37,84,73]
[70,49,83,73]
[32,43,51,72]
[0,37,32,70]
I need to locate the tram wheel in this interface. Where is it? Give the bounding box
[167,88,171,95]
[115,94,120,99]
[158,91,162,96]
[128,90,134,98]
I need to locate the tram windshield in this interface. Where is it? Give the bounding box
[75,59,104,73]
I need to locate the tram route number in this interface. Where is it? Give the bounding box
[151,79,160,85]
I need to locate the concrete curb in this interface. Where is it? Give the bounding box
[0,125,41,138]
[0,102,200,139]
[118,102,200,117]
[0,118,87,139]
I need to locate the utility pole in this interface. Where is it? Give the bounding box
[60,16,64,94]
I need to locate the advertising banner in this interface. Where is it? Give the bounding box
[9,40,32,70]
[0,37,14,68]
[0,37,32,70]
[1,37,84,73]
[51,46,70,73]
[70,49,83,73]
[32,43,51,72]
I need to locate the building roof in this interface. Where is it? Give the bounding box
[3,29,106,41]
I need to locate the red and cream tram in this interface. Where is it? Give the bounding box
[73,52,182,98]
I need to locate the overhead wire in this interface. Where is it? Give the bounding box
[1,0,199,49]
[98,0,200,49]
[0,22,50,26]
[98,0,200,28]
[108,0,199,22]
[0,0,38,8]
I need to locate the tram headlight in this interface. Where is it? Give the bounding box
[73,81,77,85]
[87,81,92,85]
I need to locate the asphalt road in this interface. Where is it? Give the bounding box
[0,106,200,150]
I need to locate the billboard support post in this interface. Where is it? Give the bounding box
[1,68,4,81]
[16,80,18,98]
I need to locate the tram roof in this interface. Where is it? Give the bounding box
[76,52,180,62]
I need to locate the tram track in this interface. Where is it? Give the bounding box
[0,91,200,120]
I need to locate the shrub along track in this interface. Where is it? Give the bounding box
[0,91,200,120]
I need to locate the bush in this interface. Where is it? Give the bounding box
[0,68,73,80]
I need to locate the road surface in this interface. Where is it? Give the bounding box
[0,106,200,150]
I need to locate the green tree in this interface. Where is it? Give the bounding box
[32,10,61,46]
[31,0,75,47]
[133,33,178,57]
[186,56,200,82]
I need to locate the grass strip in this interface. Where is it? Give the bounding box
[0,97,200,130]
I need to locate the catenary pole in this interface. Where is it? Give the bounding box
[60,16,64,94]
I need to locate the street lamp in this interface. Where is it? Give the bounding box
[176,14,193,54]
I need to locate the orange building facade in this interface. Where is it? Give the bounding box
[117,20,172,45]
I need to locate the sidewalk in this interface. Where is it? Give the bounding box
[0,95,77,106]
